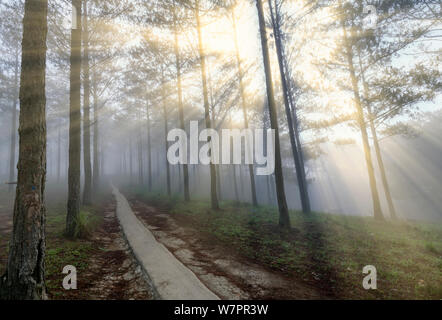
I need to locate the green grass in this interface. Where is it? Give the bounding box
[43,204,101,297]
[0,199,101,299]
[124,185,182,209]
[73,208,102,239]
[129,188,442,300]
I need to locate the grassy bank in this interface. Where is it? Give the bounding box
[44,204,102,298]
[127,186,442,299]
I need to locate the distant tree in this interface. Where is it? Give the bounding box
[355,2,441,219]
[268,0,311,213]
[82,0,92,204]
[172,1,191,201]
[161,67,172,196]
[66,0,83,237]
[0,1,23,191]
[229,2,258,206]
[322,0,441,219]
[338,6,384,220]
[194,0,219,210]
[255,0,290,228]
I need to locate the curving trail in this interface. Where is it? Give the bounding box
[111,185,219,300]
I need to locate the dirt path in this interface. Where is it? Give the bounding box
[63,197,153,300]
[128,198,328,300]
[112,186,218,300]
[0,196,153,300]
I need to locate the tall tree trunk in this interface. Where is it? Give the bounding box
[82,0,92,205]
[239,165,244,200]
[208,82,222,201]
[66,0,83,237]
[161,81,172,196]
[100,142,104,177]
[173,6,190,201]
[0,0,49,300]
[368,109,397,219]
[57,123,61,183]
[156,148,160,186]
[232,165,239,202]
[192,164,197,193]
[122,147,127,175]
[137,111,144,185]
[266,175,272,205]
[146,101,152,191]
[216,164,222,200]
[229,116,240,203]
[341,21,384,220]
[231,8,258,206]
[256,0,290,228]
[268,0,310,213]
[92,68,99,191]
[8,53,19,192]
[178,164,182,193]
[361,77,397,219]
[263,108,273,206]
[195,0,219,210]
[129,138,133,183]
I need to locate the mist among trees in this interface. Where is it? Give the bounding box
[0,0,441,301]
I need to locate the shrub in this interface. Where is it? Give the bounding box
[74,210,100,239]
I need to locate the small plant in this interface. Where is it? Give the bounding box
[425,242,439,255]
[73,210,100,239]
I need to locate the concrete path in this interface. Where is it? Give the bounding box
[112,186,219,300]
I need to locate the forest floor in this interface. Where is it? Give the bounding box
[0,187,153,300]
[124,186,442,300]
[1,184,441,300]
[128,197,326,299]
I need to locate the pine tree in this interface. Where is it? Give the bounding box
[0,0,49,299]
[66,0,83,237]
[256,0,290,228]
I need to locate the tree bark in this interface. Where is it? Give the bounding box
[0,0,49,300]
[195,0,219,210]
[66,0,83,237]
[256,0,290,228]
[82,0,92,205]
[231,8,258,206]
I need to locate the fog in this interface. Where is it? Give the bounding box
[2,107,441,222]
[0,0,440,223]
